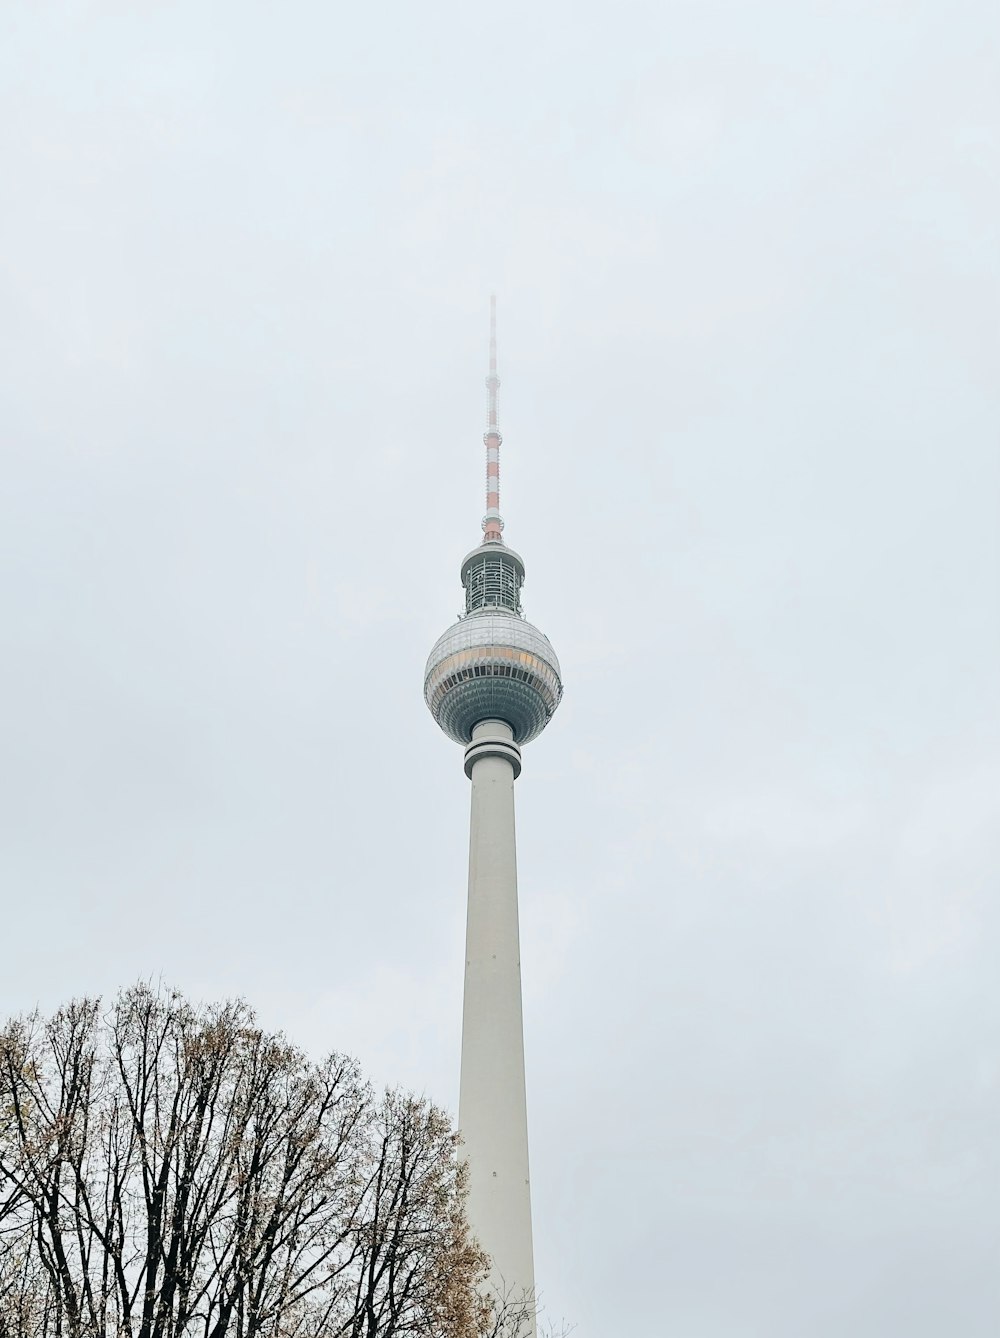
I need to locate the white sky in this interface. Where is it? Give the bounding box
[1,1,998,1332]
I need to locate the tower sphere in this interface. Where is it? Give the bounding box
[424,601,562,746]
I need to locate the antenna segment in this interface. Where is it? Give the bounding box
[482,295,504,543]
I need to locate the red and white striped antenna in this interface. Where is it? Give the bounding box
[482,295,504,544]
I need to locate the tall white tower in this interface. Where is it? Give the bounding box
[424,299,563,1332]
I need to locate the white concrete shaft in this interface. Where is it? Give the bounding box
[460,719,536,1332]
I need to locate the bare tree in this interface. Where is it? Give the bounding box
[0,984,508,1338]
[478,1284,575,1338]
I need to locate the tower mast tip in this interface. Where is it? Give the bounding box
[482,298,504,544]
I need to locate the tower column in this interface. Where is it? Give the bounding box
[460,719,536,1330]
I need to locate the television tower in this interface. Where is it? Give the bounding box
[424,298,562,1331]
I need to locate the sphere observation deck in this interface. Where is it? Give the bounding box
[425,543,562,746]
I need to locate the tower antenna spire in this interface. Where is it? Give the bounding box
[482,295,504,543]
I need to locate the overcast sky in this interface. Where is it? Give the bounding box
[2,1,998,1333]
